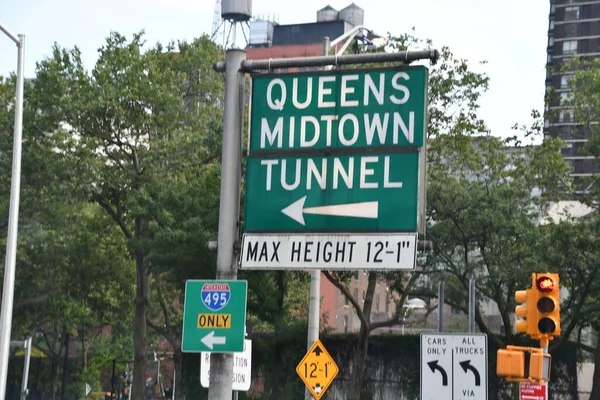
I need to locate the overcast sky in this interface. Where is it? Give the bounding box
[1,0,549,139]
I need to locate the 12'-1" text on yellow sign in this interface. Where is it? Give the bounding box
[296,339,339,399]
[197,314,231,329]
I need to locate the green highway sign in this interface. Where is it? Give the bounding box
[181,280,247,353]
[244,67,428,234]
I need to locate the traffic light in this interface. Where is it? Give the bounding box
[533,273,560,338]
[514,285,537,336]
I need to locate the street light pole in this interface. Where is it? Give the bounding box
[0,22,25,400]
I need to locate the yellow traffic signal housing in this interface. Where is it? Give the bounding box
[496,349,525,379]
[533,273,561,338]
[530,352,552,381]
[514,288,537,336]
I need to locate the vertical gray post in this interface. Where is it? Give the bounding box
[437,282,444,332]
[20,337,32,400]
[304,36,330,400]
[0,29,25,400]
[208,48,246,400]
[171,367,175,400]
[468,279,476,333]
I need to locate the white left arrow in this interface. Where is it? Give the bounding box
[201,331,227,350]
[281,196,379,226]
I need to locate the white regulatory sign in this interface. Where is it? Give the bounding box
[420,333,488,400]
[240,233,417,270]
[201,339,252,391]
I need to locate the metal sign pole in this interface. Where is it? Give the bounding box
[469,279,476,333]
[0,25,25,400]
[208,48,246,400]
[20,337,32,400]
[438,282,445,332]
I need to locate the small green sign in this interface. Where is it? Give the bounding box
[181,280,247,353]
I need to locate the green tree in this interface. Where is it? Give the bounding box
[31,32,224,399]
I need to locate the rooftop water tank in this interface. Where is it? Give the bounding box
[249,20,276,47]
[317,5,339,22]
[339,3,364,27]
[221,0,252,22]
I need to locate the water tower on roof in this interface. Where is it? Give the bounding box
[211,0,252,49]
[339,3,364,27]
[222,0,252,21]
[317,5,339,22]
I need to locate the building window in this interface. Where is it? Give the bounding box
[562,40,578,54]
[564,6,579,21]
[547,54,553,64]
[362,290,365,301]
[354,288,358,301]
[549,19,555,31]
[385,293,390,313]
[354,271,359,280]
[563,23,577,37]
[550,3,556,14]
[580,22,590,36]
[559,110,573,122]
[343,315,348,333]
[561,75,572,88]
[548,36,554,47]
[345,293,349,306]
[376,294,380,312]
[561,92,572,105]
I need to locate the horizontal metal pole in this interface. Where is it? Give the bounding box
[214,49,440,72]
[0,22,19,45]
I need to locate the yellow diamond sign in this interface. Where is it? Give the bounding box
[296,339,339,399]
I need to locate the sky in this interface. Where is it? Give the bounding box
[0,0,549,140]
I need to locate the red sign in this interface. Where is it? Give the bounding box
[520,382,547,400]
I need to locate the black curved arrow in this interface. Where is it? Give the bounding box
[459,360,481,386]
[427,360,448,386]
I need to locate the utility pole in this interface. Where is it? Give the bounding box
[0,23,25,400]
[208,48,246,400]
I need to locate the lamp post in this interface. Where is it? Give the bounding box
[0,22,25,400]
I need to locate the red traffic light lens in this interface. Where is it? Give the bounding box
[536,277,555,292]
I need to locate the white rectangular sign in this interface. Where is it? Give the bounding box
[420,333,488,400]
[201,339,252,391]
[240,233,417,270]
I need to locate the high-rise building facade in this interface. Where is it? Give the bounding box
[545,0,600,191]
